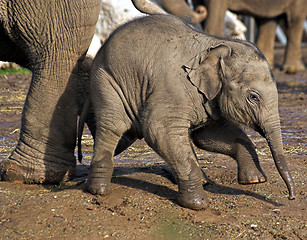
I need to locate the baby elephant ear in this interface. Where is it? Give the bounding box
[183,44,231,100]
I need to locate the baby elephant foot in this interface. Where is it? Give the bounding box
[177,179,209,210]
[86,177,111,196]
[238,169,267,185]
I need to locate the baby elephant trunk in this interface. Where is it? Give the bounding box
[269,143,296,200]
[262,120,296,200]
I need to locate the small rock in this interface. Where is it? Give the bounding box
[250,224,257,229]
[273,208,280,213]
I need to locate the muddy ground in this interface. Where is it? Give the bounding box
[0,48,306,240]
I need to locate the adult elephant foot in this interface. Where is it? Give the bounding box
[0,138,76,183]
[283,61,306,74]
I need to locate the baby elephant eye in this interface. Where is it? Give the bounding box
[249,93,260,103]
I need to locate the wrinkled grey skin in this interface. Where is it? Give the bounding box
[79,13,295,210]
[0,0,100,183]
[198,0,307,72]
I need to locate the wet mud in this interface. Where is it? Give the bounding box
[0,48,306,239]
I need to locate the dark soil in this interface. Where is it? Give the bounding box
[0,48,306,239]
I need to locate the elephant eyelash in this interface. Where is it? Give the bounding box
[248,93,260,104]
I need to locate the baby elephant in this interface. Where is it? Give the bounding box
[79,14,295,210]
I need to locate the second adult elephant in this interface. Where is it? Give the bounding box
[200,0,307,73]
[79,13,295,210]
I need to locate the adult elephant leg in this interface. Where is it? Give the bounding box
[0,0,100,183]
[1,55,81,183]
[191,119,267,184]
[283,15,306,72]
[144,120,208,210]
[255,18,278,68]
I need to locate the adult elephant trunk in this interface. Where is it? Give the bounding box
[132,0,207,24]
[131,0,166,15]
[258,115,296,200]
[160,0,207,24]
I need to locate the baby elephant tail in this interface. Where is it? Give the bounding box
[131,0,167,15]
[77,98,91,163]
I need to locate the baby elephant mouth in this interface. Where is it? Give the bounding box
[252,123,265,138]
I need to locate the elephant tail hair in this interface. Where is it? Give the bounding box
[77,98,91,163]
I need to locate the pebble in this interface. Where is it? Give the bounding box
[250,224,257,228]
[273,209,280,213]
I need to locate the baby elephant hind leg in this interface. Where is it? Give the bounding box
[87,125,128,195]
[145,124,209,210]
[87,136,115,196]
[87,103,130,196]
[191,120,267,184]
[86,118,129,195]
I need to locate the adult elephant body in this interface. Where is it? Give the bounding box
[200,0,307,72]
[81,13,295,210]
[0,0,100,183]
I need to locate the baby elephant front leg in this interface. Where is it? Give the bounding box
[191,120,267,184]
[145,126,209,210]
[176,170,209,210]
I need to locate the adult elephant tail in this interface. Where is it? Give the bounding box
[131,0,167,15]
